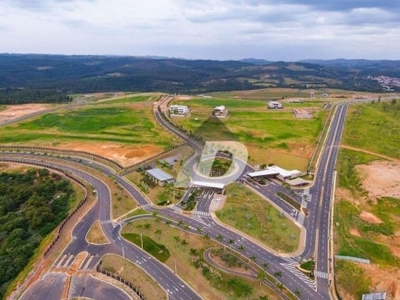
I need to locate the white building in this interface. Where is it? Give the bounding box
[169,105,190,116]
[213,105,228,118]
[247,165,303,181]
[268,101,283,109]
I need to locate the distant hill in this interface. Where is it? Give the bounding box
[0,54,396,95]
[300,59,400,77]
[239,58,272,65]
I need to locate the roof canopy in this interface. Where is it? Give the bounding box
[145,168,174,182]
[191,180,225,189]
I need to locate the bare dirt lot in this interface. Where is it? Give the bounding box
[356,161,400,200]
[0,104,49,122]
[337,160,400,300]
[60,142,163,167]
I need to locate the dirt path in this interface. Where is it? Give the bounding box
[340,145,400,163]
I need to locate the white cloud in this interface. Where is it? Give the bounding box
[0,0,399,60]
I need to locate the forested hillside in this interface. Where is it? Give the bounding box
[0,168,75,299]
[0,88,71,105]
[0,54,392,95]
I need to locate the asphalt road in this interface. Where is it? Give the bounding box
[2,97,351,300]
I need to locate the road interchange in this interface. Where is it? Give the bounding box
[1,97,350,300]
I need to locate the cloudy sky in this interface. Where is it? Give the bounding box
[1,0,399,60]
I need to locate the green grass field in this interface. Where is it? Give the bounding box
[335,200,400,266]
[171,97,327,168]
[210,88,312,100]
[102,94,156,104]
[216,183,300,253]
[0,102,176,148]
[343,102,400,159]
[335,260,371,299]
[122,233,171,262]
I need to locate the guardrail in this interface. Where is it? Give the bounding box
[0,145,123,171]
[334,255,370,264]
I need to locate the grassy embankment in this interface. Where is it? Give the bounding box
[335,101,400,298]
[170,96,327,170]
[216,183,300,253]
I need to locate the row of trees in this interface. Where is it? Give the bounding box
[0,168,74,299]
[0,88,71,104]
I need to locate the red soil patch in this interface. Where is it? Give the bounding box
[349,228,361,237]
[359,210,383,224]
[0,104,49,122]
[60,142,162,167]
[356,161,400,200]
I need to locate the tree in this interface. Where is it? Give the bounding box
[250,255,257,262]
[257,270,267,286]
[238,244,245,252]
[228,239,235,245]
[155,228,161,240]
[216,234,223,242]
[173,235,180,247]
[143,222,151,230]
[294,289,301,298]
[261,262,269,270]
[181,239,188,249]
[273,271,282,278]
[240,284,253,298]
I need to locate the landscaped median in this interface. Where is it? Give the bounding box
[215,183,301,253]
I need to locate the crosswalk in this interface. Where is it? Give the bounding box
[199,188,216,198]
[52,254,98,272]
[316,271,329,279]
[297,212,305,225]
[281,260,317,290]
[140,204,151,210]
[170,205,182,213]
[193,211,210,217]
[191,214,209,226]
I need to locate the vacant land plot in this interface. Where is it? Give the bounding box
[343,102,400,159]
[0,104,50,123]
[121,218,280,300]
[335,143,400,298]
[171,97,326,169]
[0,99,179,165]
[210,88,378,102]
[216,183,300,253]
